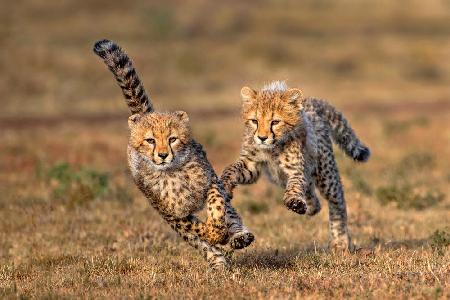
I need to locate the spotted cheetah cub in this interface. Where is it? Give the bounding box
[221,81,370,251]
[93,40,254,269]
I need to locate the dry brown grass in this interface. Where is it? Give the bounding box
[1,0,449,299]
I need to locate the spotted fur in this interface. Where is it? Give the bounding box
[221,81,371,251]
[94,40,254,269]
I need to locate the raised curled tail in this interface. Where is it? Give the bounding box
[93,39,153,114]
[304,98,370,162]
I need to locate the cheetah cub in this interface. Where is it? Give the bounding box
[221,81,370,251]
[93,40,254,269]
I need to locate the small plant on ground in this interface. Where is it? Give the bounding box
[428,228,450,255]
[40,162,133,208]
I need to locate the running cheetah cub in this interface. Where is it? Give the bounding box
[93,40,254,269]
[221,81,370,251]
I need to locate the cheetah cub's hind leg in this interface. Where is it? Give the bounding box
[166,215,230,270]
[305,175,321,216]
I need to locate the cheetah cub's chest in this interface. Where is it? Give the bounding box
[149,170,209,218]
[129,148,211,218]
[257,150,289,188]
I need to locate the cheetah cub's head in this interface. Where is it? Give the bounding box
[240,81,303,149]
[128,111,191,170]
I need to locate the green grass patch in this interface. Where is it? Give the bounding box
[375,184,444,210]
[47,162,109,207]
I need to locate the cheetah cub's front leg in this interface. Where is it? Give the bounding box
[224,202,255,249]
[279,151,309,215]
[283,172,308,214]
[280,144,320,216]
[220,157,259,249]
[205,181,255,249]
[284,175,321,216]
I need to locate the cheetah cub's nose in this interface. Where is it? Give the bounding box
[258,136,268,142]
[158,153,169,159]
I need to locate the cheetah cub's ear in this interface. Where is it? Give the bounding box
[240,86,256,104]
[128,113,142,128]
[175,111,189,123]
[286,88,303,108]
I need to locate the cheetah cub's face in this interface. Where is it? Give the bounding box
[128,111,191,170]
[240,86,303,149]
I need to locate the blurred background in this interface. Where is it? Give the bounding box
[1,0,449,298]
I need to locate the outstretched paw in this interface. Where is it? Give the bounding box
[284,197,307,215]
[229,231,255,250]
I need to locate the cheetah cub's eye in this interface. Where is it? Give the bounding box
[250,119,258,125]
[169,137,177,143]
[146,138,155,144]
[271,120,280,126]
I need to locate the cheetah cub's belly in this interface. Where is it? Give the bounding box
[256,151,288,188]
[263,160,288,188]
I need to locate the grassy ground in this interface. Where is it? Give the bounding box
[1,0,449,298]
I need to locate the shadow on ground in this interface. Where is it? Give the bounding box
[233,238,432,270]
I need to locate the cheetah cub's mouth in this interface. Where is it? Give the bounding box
[255,141,275,150]
[257,144,274,150]
[128,111,192,171]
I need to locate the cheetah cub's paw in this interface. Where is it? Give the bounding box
[229,228,255,250]
[330,235,355,253]
[207,255,231,271]
[284,196,307,215]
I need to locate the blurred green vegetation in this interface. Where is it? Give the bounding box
[374,151,445,210]
[35,161,133,208]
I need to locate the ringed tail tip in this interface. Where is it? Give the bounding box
[93,39,116,58]
[353,146,371,162]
